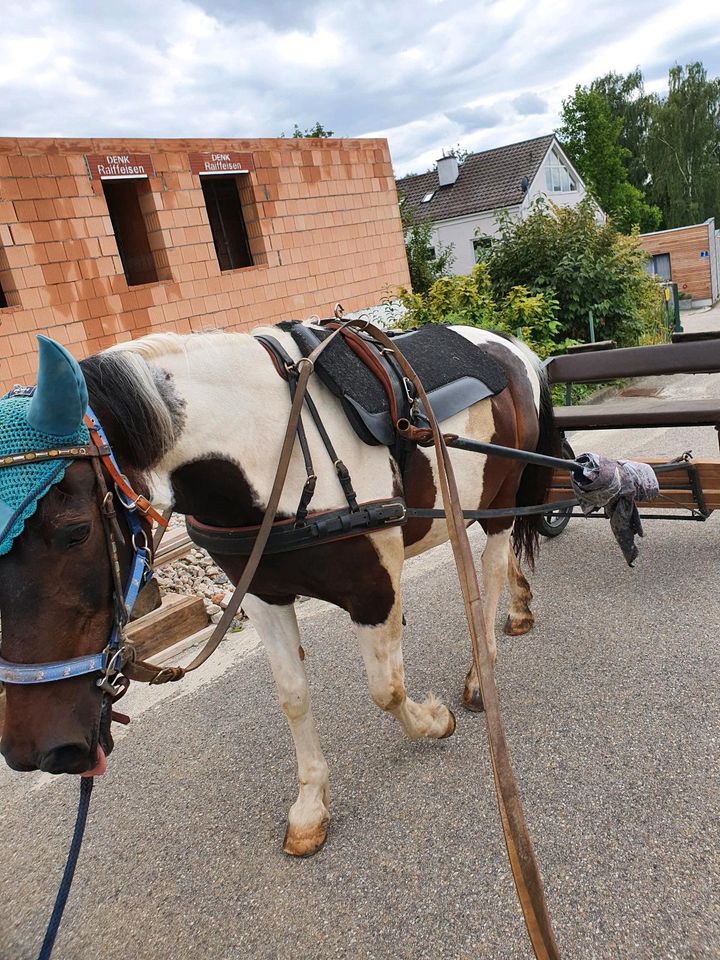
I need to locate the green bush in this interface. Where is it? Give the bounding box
[486,197,664,346]
[396,263,571,359]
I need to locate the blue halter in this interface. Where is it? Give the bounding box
[0,405,154,689]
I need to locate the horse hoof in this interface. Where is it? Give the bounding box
[283,820,328,858]
[504,615,534,636]
[440,708,456,738]
[463,688,485,713]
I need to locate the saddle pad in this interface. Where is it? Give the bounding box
[288,323,507,445]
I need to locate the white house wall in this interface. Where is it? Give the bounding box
[430,209,516,276]
[428,139,589,277]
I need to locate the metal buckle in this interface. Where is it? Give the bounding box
[385,501,407,523]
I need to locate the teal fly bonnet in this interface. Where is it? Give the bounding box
[0,337,90,556]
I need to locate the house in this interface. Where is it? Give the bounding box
[639,219,720,306]
[0,136,409,388]
[396,134,589,276]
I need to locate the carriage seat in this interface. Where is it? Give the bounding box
[545,337,720,448]
[288,322,508,447]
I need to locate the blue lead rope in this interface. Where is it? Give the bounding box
[38,777,94,960]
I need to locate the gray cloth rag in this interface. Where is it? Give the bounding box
[570,453,659,566]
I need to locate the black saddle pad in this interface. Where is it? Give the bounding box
[286,322,508,445]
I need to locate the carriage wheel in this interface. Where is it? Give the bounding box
[538,439,576,539]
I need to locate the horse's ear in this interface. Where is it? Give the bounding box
[27,336,88,436]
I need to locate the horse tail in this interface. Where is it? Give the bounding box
[511,363,559,571]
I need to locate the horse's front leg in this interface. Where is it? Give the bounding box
[353,542,455,739]
[242,594,330,857]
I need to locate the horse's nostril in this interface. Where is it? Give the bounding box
[39,743,93,775]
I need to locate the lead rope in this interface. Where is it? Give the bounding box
[37,777,94,960]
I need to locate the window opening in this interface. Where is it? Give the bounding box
[646,252,672,282]
[0,280,7,309]
[545,150,576,193]
[102,179,159,286]
[201,176,253,271]
[421,191,434,203]
[473,235,493,261]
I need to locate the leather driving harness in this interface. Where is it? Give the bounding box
[0,316,561,960]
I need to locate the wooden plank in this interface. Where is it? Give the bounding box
[155,529,193,567]
[125,593,208,661]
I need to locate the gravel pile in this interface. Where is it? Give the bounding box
[155,518,245,632]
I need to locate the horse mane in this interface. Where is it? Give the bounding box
[80,348,183,471]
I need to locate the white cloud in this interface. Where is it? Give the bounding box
[0,0,718,171]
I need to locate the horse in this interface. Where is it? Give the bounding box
[0,322,557,857]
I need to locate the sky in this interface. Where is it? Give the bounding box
[1,0,719,176]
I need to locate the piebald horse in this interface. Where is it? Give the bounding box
[0,323,556,856]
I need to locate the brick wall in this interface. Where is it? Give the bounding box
[0,137,410,388]
[639,222,713,302]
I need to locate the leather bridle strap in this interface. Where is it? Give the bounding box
[122,319,358,686]
[84,415,169,529]
[340,318,561,960]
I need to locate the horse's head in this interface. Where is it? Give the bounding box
[0,338,137,775]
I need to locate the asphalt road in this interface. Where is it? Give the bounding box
[1,319,719,960]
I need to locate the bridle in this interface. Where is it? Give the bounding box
[0,398,168,698]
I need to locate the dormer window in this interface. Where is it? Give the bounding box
[545,150,576,193]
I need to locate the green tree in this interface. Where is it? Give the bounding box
[399,198,455,294]
[591,69,652,192]
[486,198,663,346]
[558,86,661,232]
[646,62,720,227]
[284,121,335,138]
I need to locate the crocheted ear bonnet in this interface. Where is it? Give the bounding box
[0,338,89,556]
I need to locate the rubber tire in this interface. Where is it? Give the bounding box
[538,439,576,539]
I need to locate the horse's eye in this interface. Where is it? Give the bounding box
[56,523,91,549]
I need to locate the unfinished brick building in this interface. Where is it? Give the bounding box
[0,137,409,388]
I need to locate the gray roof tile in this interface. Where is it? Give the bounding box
[397,134,555,222]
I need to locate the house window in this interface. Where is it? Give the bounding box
[201,176,253,271]
[545,150,576,193]
[473,235,492,261]
[102,179,159,286]
[422,191,434,203]
[646,252,672,282]
[0,280,7,309]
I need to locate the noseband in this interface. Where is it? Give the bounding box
[0,399,168,695]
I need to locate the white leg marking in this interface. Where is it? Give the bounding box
[355,591,455,740]
[464,529,512,710]
[242,594,330,856]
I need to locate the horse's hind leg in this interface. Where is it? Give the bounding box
[242,594,330,857]
[463,523,512,712]
[505,545,534,636]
